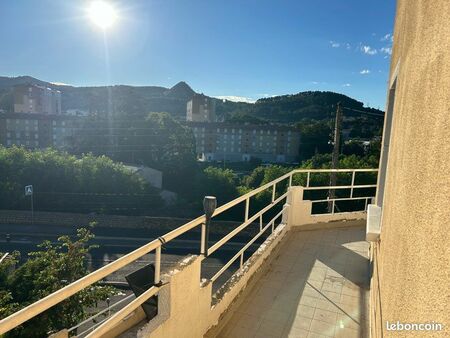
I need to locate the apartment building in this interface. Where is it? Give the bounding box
[0,113,78,149]
[188,122,300,163]
[13,84,62,115]
[186,93,216,122]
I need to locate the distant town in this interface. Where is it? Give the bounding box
[0,80,382,167]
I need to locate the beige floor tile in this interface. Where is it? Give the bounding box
[315,298,339,312]
[292,315,312,331]
[334,327,360,338]
[307,332,329,338]
[255,319,286,337]
[213,226,369,338]
[313,308,338,324]
[283,326,309,338]
[335,313,360,330]
[293,304,316,319]
[309,319,336,337]
[339,294,360,305]
[299,295,318,308]
[233,312,263,331]
[320,290,341,303]
[262,308,291,325]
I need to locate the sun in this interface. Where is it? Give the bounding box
[88,1,118,29]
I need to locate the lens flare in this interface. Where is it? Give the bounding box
[88,1,117,29]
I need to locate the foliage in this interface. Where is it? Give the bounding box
[218,91,384,123]
[296,119,332,160]
[0,146,163,215]
[0,227,115,338]
[68,112,197,195]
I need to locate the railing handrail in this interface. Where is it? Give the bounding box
[0,168,378,335]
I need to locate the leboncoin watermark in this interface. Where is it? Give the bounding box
[386,321,444,332]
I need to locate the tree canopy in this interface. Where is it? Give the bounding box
[0,227,114,337]
[0,146,163,215]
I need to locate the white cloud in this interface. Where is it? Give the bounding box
[342,83,351,87]
[380,47,392,55]
[330,41,340,48]
[214,95,255,103]
[361,45,377,55]
[381,33,393,42]
[51,82,71,86]
[360,69,371,75]
[346,43,351,50]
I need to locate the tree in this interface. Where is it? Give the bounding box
[67,112,198,195]
[0,226,114,338]
[196,167,239,205]
[0,146,163,215]
[297,120,332,161]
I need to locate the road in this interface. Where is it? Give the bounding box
[0,222,265,285]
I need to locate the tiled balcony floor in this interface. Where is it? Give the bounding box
[212,225,370,338]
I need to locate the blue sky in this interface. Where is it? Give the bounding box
[0,0,396,109]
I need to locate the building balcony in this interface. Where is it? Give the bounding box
[0,169,378,338]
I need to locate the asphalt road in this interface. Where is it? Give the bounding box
[0,222,266,286]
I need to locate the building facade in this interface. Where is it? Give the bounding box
[0,113,78,149]
[186,94,216,122]
[188,122,300,163]
[13,84,61,115]
[368,0,450,336]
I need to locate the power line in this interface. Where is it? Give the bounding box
[341,106,385,117]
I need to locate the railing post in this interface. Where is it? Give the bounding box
[272,183,276,202]
[259,214,263,231]
[240,253,244,272]
[289,173,293,187]
[154,246,161,285]
[200,222,206,255]
[245,197,249,221]
[350,171,356,198]
[332,200,335,215]
[307,172,310,187]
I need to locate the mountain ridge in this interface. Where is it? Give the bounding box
[0,75,384,122]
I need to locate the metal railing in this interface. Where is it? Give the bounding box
[68,294,135,337]
[0,168,377,337]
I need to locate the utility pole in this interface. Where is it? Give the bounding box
[328,102,343,213]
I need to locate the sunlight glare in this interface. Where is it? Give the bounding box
[88,1,117,29]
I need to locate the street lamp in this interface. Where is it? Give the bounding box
[202,196,217,256]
